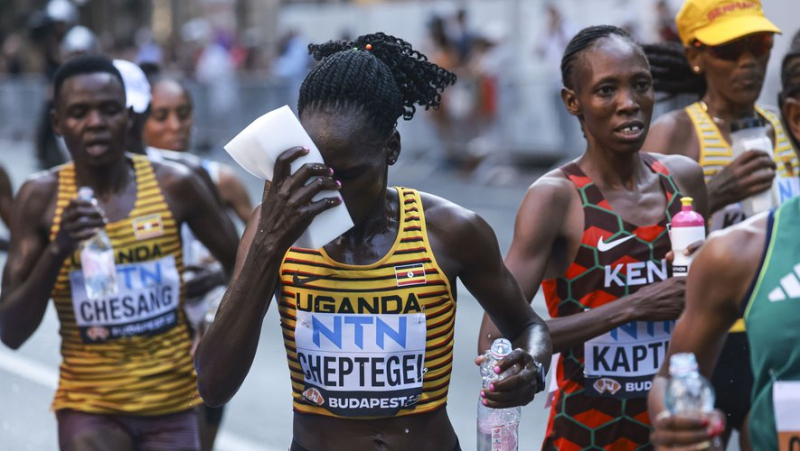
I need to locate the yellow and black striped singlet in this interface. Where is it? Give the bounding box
[686,102,799,333]
[278,187,456,419]
[686,102,797,192]
[50,154,200,415]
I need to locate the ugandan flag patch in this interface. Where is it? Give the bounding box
[132,214,164,240]
[395,263,426,287]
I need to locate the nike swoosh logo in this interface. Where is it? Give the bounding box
[597,235,636,252]
[292,273,330,286]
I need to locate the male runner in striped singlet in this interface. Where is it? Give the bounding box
[650,42,800,450]
[643,0,796,445]
[0,55,238,450]
[479,26,708,450]
[196,33,551,451]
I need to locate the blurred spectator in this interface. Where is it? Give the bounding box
[447,9,474,65]
[60,25,100,62]
[535,3,581,162]
[35,22,100,170]
[135,28,163,66]
[28,0,78,80]
[656,0,680,43]
[1,33,24,76]
[193,21,238,146]
[465,23,519,184]
[271,30,310,111]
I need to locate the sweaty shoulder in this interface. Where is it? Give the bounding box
[644,109,698,160]
[149,158,204,221]
[650,152,707,213]
[526,167,577,206]
[652,153,703,186]
[16,169,60,230]
[417,191,499,275]
[419,191,486,239]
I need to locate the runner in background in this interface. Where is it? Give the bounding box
[112,59,245,451]
[649,40,800,450]
[195,32,551,451]
[144,76,252,224]
[0,55,238,450]
[143,74,252,451]
[479,25,707,450]
[643,0,793,445]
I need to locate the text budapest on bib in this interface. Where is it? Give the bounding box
[295,311,427,417]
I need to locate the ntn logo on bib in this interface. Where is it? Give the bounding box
[69,255,180,343]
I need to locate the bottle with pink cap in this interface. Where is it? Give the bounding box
[670,197,705,277]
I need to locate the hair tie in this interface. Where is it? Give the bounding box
[365,44,373,51]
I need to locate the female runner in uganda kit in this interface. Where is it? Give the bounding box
[543,153,684,449]
[279,187,455,419]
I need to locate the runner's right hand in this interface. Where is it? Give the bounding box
[54,198,107,255]
[707,149,776,211]
[651,410,725,450]
[631,277,686,321]
[256,147,341,250]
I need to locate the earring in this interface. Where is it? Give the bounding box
[388,157,397,165]
[693,66,701,73]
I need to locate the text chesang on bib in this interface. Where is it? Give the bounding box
[69,255,180,344]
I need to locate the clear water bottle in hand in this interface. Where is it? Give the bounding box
[78,187,118,299]
[477,338,521,451]
[665,353,724,445]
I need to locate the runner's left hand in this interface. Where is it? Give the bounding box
[479,348,543,408]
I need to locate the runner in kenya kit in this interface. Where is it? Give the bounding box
[478,26,708,450]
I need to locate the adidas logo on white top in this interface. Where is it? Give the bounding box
[767,264,800,302]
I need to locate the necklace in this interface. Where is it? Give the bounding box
[699,100,757,126]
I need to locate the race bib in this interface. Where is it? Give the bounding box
[710,202,746,232]
[584,320,674,398]
[69,255,180,343]
[774,381,800,450]
[777,178,800,205]
[295,311,426,417]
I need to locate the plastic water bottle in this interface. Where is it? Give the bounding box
[477,338,520,451]
[77,187,118,299]
[664,353,715,417]
[669,197,705,277]
[730,117,776,216]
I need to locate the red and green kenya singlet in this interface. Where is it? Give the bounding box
[278,187,456,419]
[542,154,683,450]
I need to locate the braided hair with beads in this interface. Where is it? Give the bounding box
[298,32,456,138]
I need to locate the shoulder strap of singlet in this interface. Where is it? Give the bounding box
[561,155,679,200]
[742,208,778,319]
[756,105,795,156]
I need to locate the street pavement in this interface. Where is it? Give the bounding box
[0,139,554,451]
